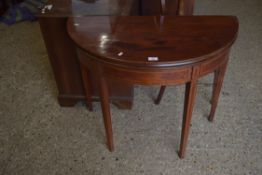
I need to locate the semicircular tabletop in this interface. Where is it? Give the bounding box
[67,16,238,67]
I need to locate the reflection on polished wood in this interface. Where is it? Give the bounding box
[68,16,239,158]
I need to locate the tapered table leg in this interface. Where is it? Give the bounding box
[179,68,199,159]
[80,64,93,111]
[211,70,219,104]
[154,86,166,105]
[208,61,228,122]
[98,74,114,152]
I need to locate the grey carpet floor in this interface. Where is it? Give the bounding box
[0,0,262,174]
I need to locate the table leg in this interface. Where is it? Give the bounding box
[179,68,199,159]
[80,64,93,111]
[154,86,166,105]
[98,73,114,152]
[209,61,228,122]
[211,70,219,104]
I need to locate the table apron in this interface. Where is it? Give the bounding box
[101,65,192,85]
[95,51,230,86]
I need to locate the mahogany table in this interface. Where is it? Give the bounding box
[67,16,239,158]
[38,0,195,108]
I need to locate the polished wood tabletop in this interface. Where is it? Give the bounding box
[67,16,238,158]
[68,16,238,68]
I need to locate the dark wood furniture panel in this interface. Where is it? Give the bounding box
[39,17,134,108]
[39,17,85,106]
[0,0,8,16]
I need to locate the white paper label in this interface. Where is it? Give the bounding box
[148,57,159,61]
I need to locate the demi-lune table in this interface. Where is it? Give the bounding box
[67,16,239,158]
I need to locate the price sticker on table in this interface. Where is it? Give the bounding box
[148,57,159,61]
